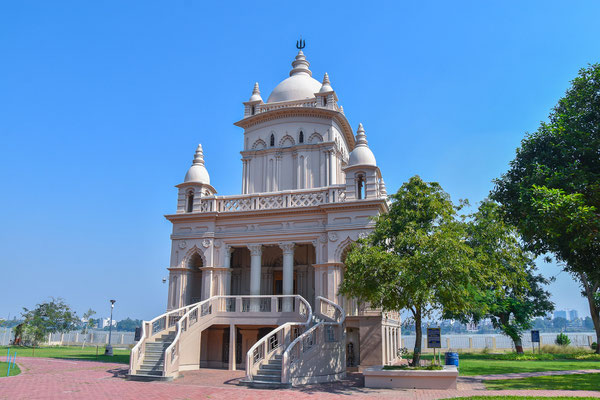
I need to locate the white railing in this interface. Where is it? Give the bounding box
[155,295,311,378]
[245,296,313,381]
[249,97,343,115]
[191,186,346,214]
[281,297,346,385]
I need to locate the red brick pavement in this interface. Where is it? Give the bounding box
[0,357,599,400]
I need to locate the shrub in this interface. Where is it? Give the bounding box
[592,342,597,351]
[555,333,571,346]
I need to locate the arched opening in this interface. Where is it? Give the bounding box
[188,252,203,304]
[356,174,366,199]
[299,130,304,143]
[186,190,194,212]
[251,105,255,115]
[323,96,328,106]
[270,133,275,147]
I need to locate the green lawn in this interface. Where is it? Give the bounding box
[453,397,600,400]
[419,352,600,376]
[0,361,21,377]
[485,373,600,391]
[0,346,130,364]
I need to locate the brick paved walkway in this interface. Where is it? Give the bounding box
[0,357,599,400]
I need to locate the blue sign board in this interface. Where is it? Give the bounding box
[427,327,441,348]
[531,330,540,343]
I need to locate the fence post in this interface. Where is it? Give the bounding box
[120,334,124,344]
[469,337,473,349]
[446,338,450,349]
[60,333,64,345]
[492,337,497,351]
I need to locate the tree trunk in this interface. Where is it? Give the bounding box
[412,307,422,366]
[581,274,600,354]
[512,335,524,354]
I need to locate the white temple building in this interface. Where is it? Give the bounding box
[129,48,402,386]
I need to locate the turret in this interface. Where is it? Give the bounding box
[243,82,264,117]
[343,124,383,200]
[315,72,338,109]
[176,144,217,213]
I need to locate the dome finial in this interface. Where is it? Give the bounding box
[319,72,333,93]
[249,82,262,102]
[290,48,312,77]
[185,144,210,184]
[356,123,368,146]
[193,144,205,166]
[296,36,305,50]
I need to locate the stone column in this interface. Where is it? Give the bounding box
[329,150,335,185]
[242,160,247,194]
[229,323,236,370]
[247,244,262,311]
[279,242,295,312]
[223,245,233,295]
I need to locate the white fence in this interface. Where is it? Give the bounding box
[402,332,596,351]
[0,328,136,347]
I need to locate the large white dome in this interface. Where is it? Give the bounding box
[267,74,322,103]
[266,50,322,104]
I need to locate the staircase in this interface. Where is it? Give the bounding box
[129,332,175,381]
[248,354,290,388]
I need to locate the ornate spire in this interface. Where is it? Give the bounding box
[355,123,368,146]
[289,50,312,77]
[249,82,262,102]
[319,72,333,93]
[192,144,205,166]
[380,178,387,197]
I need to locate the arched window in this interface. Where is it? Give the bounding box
[251,105,255,115]
[323,96,328,106]
[186,191,194,212]
[270,133,275,147]
[299,131,304,143]
[357,175,365,199]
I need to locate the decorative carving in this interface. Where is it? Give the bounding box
[178,240,187,249]
[213,240,222,248]
[319,233,328,243]
[328,232,338,242]
[202,239,211,248]
[247,244,263,256]
[279,242,295,254]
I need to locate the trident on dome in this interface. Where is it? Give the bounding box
[296,36,305,50]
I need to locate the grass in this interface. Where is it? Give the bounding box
[452,397,600,400]
[485,373,600,391]
[0,346,130,364]
[417,350,600,376]
[0,361,21,377]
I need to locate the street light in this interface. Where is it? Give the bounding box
[104,299,116,356]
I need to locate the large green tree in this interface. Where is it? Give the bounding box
[21,298,79,345]
[492,63,600,352]
[340,176,491,365]
[449,200,553,353]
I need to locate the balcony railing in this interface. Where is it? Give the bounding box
[190,186,346,214]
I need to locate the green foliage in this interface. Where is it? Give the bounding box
[383,364,443,370]
[340,176,497,365]
[0,361,21,377]
[592,342,597,351]
[81,309,96,334]
[20,298,79,345]
[485,373,600,391]
[492,63,600,350]
[116,318,143,332]
[0,345,130,364]
[446,200,553,352]
[452,397,599,400]
[555,332,571,346]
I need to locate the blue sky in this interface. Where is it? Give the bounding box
[1,1,599,322]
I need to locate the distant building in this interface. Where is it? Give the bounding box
[568,310,579,321]
[554,310,568,320]
[100,318,116,328]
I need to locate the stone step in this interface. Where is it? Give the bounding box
[261,364,281,370]
[127,373,173,382]
[136,369,163,376]
[257,369,280,376]
[253,374,281,382]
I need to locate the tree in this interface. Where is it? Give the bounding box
[492,63,600,352]
[447,200,553,353]
[81,309,96,334]
[340,176,491,365]
[585,316,595,330]
[21,298,79,345]
[116,318,143,332]
[553,317,568,331]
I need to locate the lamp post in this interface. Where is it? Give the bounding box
[105,299,116,356]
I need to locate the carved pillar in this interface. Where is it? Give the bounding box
[280,242,295,312]
[329,150,334,185]
[247,244,262,311]
[223,245,233,295]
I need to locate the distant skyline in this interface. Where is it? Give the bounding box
[1,1,599,321]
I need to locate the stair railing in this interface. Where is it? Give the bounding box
[281,296,345,385]
[130,301,201,375]
[245,295,312,381]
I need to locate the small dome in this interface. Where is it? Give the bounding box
[348,123,377,167]
[184,144,210,184]
[267,50,322,103]
[249,82,262,102]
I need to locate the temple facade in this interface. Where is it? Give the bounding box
[129,49,402,385]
